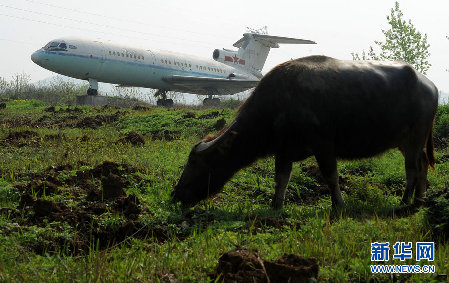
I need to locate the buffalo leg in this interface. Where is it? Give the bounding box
[400,136,430,204]
[272,155,292,209]
[414,151,429,202]
[401,149,419,204]
[315,151,344,209]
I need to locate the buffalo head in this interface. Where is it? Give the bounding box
[172,124,238,206]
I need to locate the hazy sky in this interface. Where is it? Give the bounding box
[1,0,448,93]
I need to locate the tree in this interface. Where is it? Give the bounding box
[352,2,431,74]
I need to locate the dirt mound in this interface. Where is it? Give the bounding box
[61,106,82,113]
[150,130,181,141]
[13,161,156,254]
[101,173,127,200]
[132,105,151,111]
[182,112,196,119]
[75,113,120,129]
[0,130,40,147]
[44,106,55,112]
[213,118,226,131]
[212,249,319,283]
[118,131,145,146]
[75,116,102,129]
[44,133,66,141]
[12,161,192,255]
[198,111,220,119]
[7,130,39,140]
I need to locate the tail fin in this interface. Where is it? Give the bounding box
[213,33,315,77]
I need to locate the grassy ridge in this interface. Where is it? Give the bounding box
[0,99,448,282]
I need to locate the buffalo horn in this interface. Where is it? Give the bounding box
[195,120,237,153]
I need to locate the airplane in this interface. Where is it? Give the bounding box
[31,33,316,106]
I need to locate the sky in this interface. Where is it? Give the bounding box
[1,0,448,95]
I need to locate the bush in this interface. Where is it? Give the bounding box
[425,188,449,239]
[434,104,449,147]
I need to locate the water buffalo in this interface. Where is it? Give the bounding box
[172,55,438,209]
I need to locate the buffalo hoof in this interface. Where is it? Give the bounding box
[271,198,284,210]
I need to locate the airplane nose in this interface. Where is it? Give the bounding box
[31,50,40,64]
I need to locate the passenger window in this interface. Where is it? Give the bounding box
[68,45,77,49]
[142,56,144,60]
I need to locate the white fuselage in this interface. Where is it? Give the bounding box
[31,37,258,93]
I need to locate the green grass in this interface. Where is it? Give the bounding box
[0,99,448,282]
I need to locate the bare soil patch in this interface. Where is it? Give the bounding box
[117,131,145,146]
[149,130,181,141]
[13,161,186,255]
[198,111,220,119]
[0,130,40,147]
[211,249,319,283]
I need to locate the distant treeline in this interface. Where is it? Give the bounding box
[0,73,87,105]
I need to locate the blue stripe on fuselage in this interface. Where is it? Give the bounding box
[40,50,227,79]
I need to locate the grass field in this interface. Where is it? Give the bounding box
[0,99,448,282]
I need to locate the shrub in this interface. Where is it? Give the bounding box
[425,188,449,239]
[434,104,449,147]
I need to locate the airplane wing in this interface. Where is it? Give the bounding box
[234,33,316,48]
[162,75,259,96]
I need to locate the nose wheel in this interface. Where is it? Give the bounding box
[154,89,174,107]
[87,88,98,96]
[87,78,98,96]
[157,98,174,107]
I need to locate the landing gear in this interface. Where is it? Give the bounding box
[154,89,174,107]
[203,96,220,106]
[157,98,174,107]
[87,78,98,96]
[87,88,98,96]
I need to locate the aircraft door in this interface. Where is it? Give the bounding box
[92,40,106,78]
[146,49,156,65]
[145,49,158,84]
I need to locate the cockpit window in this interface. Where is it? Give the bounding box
[43,41,68,51]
